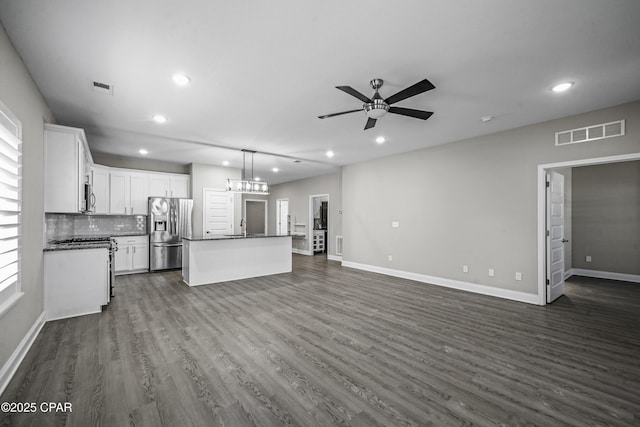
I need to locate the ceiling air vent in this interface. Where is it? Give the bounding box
[92,81,114,95]
[555,120,625,146]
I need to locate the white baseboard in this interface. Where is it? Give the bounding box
[341,261,540,305]
[292,248,313,256]
[327,254,343,262]
[568,268,640,283]
[0,311,46,396]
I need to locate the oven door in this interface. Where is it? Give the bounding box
[150,242,182,271]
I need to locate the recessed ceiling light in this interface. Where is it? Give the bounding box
[272,167,279,173]
[480,115,493,123]
[152,114,167,124]
[375,136,386,144]
[222,160,230,166]
[326,150,335,158]
[552,82,574,93]
[138,149,148,155]
[172,73,191,86]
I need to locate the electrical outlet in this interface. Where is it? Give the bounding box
[388,255,393,261]
[463,265,469,273]
[586,256,592,263]
[489,268,495,277]
[515,272,522,281]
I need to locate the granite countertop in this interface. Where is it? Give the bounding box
[183,234,291,241]
[44,234,148,251]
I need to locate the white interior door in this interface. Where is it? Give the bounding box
[277,199,289,235]
[203,189,233,236]
[546,171,566,303]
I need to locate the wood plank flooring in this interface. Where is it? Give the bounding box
[2,255,639,426]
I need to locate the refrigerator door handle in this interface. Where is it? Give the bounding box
[152,243,182,247]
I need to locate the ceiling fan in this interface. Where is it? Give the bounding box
[318,78,435,130]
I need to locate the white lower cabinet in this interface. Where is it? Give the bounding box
[114,235,149,275]
[313,230,326,253]
[44,248,109,321]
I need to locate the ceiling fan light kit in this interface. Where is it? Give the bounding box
[226,149,270,195]
[319,78,435,130]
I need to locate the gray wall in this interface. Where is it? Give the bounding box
[571,161,640,275]
[93,153,189,174]
[342,101,640,295]
[189,163,241,237]
[0,24,55,370]
[267,172,342,257]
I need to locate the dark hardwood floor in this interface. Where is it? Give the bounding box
[2,255,639,426]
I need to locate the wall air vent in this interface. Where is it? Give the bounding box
[335,235,343,256]
[92,81,114,95]
[555,120,625,146]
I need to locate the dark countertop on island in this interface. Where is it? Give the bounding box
[183,234,292,241]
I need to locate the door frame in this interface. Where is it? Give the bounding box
[276,198,289,235]
[309,194,329,254]
[243,198,268,235]
[537,152,640,305]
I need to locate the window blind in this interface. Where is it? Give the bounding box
[0,105,22,314]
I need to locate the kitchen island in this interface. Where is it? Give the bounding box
[182,234,292,286]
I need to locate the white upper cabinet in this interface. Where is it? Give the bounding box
[109,170,150,215]
[149,172,190,198]
[44,123,190,215]
[130,172,149,214]
[170,174,190,198]
[44,124,93,213]
[149,173,170,197]
[91,165,110,214]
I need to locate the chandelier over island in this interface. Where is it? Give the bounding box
[226,149,269,195]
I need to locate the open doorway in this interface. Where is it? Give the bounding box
[276,199,289,235]
[244,199,267,235]
[537,152,640,305]
[309,194,329,256]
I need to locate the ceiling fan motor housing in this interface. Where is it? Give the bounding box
[364,78,390,118]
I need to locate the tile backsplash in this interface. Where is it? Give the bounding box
[45,214,147,241]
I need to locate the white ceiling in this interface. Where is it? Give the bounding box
[1,0,640,184]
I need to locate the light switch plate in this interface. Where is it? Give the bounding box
[489,268,495,277]
[391,221,400,228]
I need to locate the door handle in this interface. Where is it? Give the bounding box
[561,239,569,243]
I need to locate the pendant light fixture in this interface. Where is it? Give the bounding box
[226,149,269,195]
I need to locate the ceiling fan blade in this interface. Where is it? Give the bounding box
[364,117,377,130]
[384,79,435,105]
[336,86,372,103]
[388,106,434,120]
[318,109,362,119]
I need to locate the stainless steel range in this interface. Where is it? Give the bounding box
[148,197,193,271]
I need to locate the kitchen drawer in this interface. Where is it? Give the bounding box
[114,235,148,245]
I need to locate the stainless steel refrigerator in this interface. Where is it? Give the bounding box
[149,197,193,271]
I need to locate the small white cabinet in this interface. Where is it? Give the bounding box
[44,124,93,213]
[114,235,149,275]
[313,230,326,253]
[109,170,149,215]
